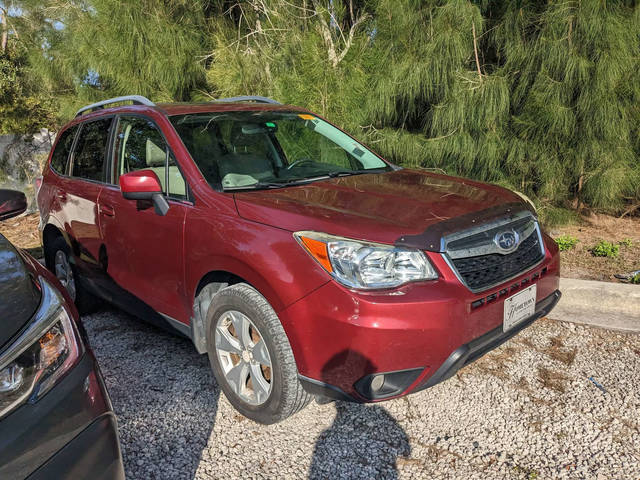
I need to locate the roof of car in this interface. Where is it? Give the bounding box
[65,97,311,131]
[154,101,306,116]
[72,95,307,120]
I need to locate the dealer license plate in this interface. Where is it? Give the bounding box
[503,284,537,332]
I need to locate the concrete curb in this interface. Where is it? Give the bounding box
[548,278,640,333]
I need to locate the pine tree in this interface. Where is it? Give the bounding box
[19,0,214,119]
[7,0,639,215]
[0,1,56,133]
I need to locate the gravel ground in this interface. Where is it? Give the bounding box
[83,307,640,479]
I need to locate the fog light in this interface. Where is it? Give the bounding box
[370,374,385,391]
[354,367,424,400]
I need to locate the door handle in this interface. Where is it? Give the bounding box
[100,205,115,217]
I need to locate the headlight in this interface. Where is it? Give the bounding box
[294,231,438,289]
[0,278,81,419]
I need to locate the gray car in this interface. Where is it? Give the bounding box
[0,189,124,479]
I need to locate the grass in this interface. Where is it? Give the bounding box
[538,206,581,229]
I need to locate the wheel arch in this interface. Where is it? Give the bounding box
[42,222,68,269]
[189,261,286,354]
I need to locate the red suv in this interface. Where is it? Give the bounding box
[37,95,560,424]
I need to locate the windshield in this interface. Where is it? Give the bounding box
[169,111,391,190]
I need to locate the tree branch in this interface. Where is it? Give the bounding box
[1,7,8,53]
[318,8,369,68]
[472,21,483,82]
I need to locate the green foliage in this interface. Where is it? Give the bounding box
[619,238,633,248]
[538,206,581,229]
[555,236,579,252]
[0,45,56,133]
[590,240,620,258]
[2,0,640,218]
[631,273,640,285]
[204,0,640,216]
[8,0,214,121]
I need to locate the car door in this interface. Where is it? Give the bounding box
[98,114,191,325]
[62,117,113,274]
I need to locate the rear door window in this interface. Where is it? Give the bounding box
[114,116,187,200]
[50,125,79,175]
[72,118,112,182]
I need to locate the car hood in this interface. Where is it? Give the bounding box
[0,234,41,351]
[233,169,530,248]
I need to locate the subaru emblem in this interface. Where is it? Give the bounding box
[494,230,519,253]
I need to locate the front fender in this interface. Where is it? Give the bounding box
[184,214,330,314]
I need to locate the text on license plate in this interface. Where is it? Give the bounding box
[503,285,537,332]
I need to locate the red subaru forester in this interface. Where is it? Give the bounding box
[37,95,560,424]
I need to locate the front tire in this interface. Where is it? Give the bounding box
[206,283,311,424]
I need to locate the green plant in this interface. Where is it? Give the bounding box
[555,235,579,251]
[619,238,633,248]
[631,273,640,285]
[591,240,620,258]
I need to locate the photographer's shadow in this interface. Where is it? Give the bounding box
[309,351,411,479]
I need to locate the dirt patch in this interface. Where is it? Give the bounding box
[537,366,569,393]
[468,346,519,381]
[0,212,42,257]
[551,213,640,282]
[543,336,577,366]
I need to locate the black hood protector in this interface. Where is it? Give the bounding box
[394,202,536,252]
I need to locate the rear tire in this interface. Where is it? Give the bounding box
[45,236,97,315]
[206,283,311,424]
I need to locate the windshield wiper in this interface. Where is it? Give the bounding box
[323,168,389,178]
[222,169,389,191]
[222,178,317,191]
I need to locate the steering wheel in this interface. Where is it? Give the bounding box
[286,158,314,170]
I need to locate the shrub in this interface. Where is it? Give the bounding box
[555,236,579,252]
[631,273,640,285]
[619,238,633,248]
[590,241,619,258]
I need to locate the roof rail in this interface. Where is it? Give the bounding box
[75,95,155,117]
[214,95,281,105]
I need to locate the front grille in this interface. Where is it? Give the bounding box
[449,227,544,291]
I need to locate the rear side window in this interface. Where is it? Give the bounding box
[50,125,78,175]
[72,118,112,182]
[114,116,187,200]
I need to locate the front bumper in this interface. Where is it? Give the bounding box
[281,234,560,402]
[416,289,561,391]
[0,352,124,480]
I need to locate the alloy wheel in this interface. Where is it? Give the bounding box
[214,310,272,405]
[54,250,77,301]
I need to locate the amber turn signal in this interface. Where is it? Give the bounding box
[297,235,333,273]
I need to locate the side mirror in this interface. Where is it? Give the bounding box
[119,169,169,216]
[0,189,28,221]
